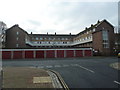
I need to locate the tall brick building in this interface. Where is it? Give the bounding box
[5,19,119,56]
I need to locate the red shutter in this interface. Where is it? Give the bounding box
[2,51,11,59]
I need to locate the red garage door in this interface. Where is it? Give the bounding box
[2,51,11,59]
[46,50,55,58]
[66,50,74,58]
[57,50,64,58]
[13,51,23,59]
[36,50,44,58]
[84,50,92,56]
[76,50,83,57]
[25,51,34,59]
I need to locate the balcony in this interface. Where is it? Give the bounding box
[26,37,93,47]
[26,41,73,46]
[72,37,92,45]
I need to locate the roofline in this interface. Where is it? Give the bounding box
[95,19,114,28]
[6,24,29,35]
[29,34,76,36]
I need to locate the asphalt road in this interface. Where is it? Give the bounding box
[2,57,120,88]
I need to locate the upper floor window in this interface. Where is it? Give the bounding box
[62,38,64,40]
[93,28,95,32]
[44,38,47,40]
[102,30,108,40]
[16,37,19,40]
[40,38,43,40]
[36,37,39,40]
[49,38,51,40]
[16,31,19,35]
[32,37,34,40]
[58,38,60,40]
[102,30,109,48]
[16,44,19,47]
[65,38,68,40]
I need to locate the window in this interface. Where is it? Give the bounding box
[32,37,34,40]
[16,37,19,40]
[102,30,109,48]
[93,28,95,32]
[44,38,47,40]
[58,38,60,40]
[40,38,43,40]
[34,42,37,44]
[102,30,108,40]
[16,44,19,47]
[62,38,64,40]
[36,37,39,40]
[64,42,67,44]
[16,31,19,35]
[65,38,68,40]
[49,38,51,40]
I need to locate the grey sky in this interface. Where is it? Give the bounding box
[0,0,119,34]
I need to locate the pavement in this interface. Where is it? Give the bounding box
[110,62,120,70]
[2,57,120,88]
[2,67,69,89]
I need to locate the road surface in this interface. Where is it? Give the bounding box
[2,57,120,88]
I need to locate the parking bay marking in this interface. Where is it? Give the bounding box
[54,65,61,68]
[63,65,69,67]
[46,66,53,68]
[77,65,95,73]
[114,81,120,85]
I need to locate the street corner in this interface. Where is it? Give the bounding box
[47,69,69,90]
[110,62,120,70]
[2,67,69,89]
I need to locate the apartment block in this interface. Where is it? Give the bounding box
[4,19,118,56]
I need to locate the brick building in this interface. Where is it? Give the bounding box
[4,19,118,56]
[5,24,29,48]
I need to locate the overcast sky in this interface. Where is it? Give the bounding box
[0,0,119,34]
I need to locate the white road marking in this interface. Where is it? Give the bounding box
[38,66,44,68]
[54,65,61,68]
[63,65,69,67]
[78,65,95,73]
[71,64,79,66]
[114,81,120,85]
[46,66,53,68]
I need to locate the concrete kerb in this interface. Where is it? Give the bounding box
[46,69,69,90]
[110,62,120,70]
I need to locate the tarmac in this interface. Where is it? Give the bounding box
[2,67,69,89]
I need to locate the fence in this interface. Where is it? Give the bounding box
[2,48,92,59]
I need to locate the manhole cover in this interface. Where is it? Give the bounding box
[33,77,52,84]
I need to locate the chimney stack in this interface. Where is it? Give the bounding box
[97,20,100,23]
[91,24,93,27]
